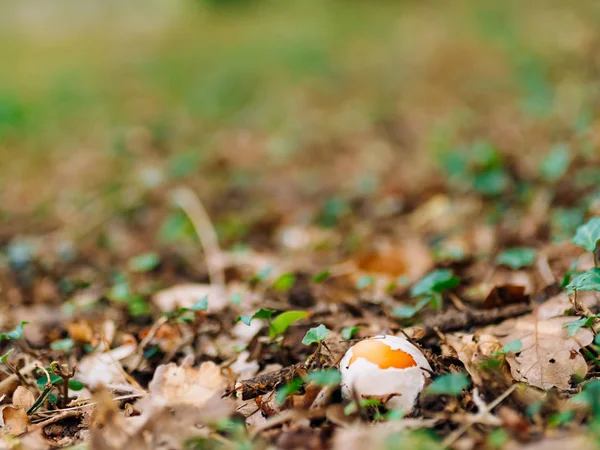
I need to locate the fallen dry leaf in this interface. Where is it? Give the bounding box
[12,386,35,411]
[152,283,228,314]
[76,344,138,391]
[1,405,29,435]
[485,315,593,390]
[147,358,227,407]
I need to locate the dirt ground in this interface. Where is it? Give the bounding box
[2,1,600,449]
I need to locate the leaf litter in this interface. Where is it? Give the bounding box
[4,4,600,449]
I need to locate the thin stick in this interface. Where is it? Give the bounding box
[129,315,169,371]
[27,409,83,432]
[441,384,518,448]
[171,187,225,288]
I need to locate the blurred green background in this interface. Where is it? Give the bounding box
[1,0,600,247]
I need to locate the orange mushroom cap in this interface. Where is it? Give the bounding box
[348,339,417,369]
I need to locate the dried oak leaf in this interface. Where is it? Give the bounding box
[152,283,227,314]
[147,359,227,407]
[485,315,593,390]
[1,405,29,435]
[12,386,35,411]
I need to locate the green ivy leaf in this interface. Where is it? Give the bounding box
[272,273,296,292]
[238,315,252,326]
[230,293,242,305]
[269,311,309,339]
[304,369,342,386]
[36,373,62,389]
[427,373,470,396]
[188,296,208,312]
[563,316,597,336]
[128,252,160,272]
[0,321,29,342]
[410,270,459,297]
[495,248,537,269]
[540,144,570,182]
[573,218,600,252]
[566,268,600,294]
[0,349,13,363]
[50,338,75,351]
[312,270,331,283]
[238,308,276,326]
[276,377,303,404]
[392,297,433,319]
[573,379,600,416]
[68,379,85,391]
[302,324,330,346]
[357,276,375,289]
[500,339,522,354]
[341,326,360,340]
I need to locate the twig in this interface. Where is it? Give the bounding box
[249,409,299,438]
[235,364,307,400]
[171,186,225,288]
[129,315,169,371]
[27,409,83,432]
[441,383,519,447]
[410,303,532,339]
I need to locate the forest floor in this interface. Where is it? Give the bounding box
[2,1,600,449]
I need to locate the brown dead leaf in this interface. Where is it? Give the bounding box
[485,315,593,390]
[443,333,503,385]
[1,405,29,435]
[12,386,35,411]
[152,283,228,314]
[67,320,95,343]
[147,358,227,407]
[332,419,439,450]
[77,344,138,391]
[483,285,529,309]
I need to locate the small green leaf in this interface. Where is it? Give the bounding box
[272,273,296,292]
[500,339,522,354]
[238,308,276,326]
[302,324,330,346]
[269,311,309,339]
[68,379,85,391]
[276,377,303,404]
[304,369,342,386]
[573,218,600,252]
[385,409,405,421]
[128,252,160,272]
[0,349,13,363]
[487,429,509,449]
[0,321,28,342]
[410,270,459,297]
[253,267,272,282]
[472,168,509,196]
[238,315,252,326]
[341,326,360,340]
[563,316,596,336]
[540,144,570,182]
[427,373,470,396]
[573,379,600,415]
[392,297,433,318]
[253,308,276,320]
[595,334,600,346]
[312,270,331,283]
[188,296,208,311]
[495,248,536,269]
[36,373,62,389]
[566,268,600,294]
[50,338,75,351]
[230,292,242,305]
[356,276,375,289]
